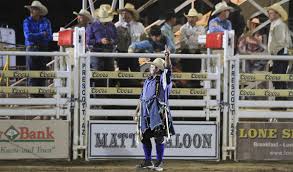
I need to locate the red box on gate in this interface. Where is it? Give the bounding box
[58,29,74,46]
[206,32,224,49]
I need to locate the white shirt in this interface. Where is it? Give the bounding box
[115,20,145,43]
[268,18,292,54]
[180,22,206,50]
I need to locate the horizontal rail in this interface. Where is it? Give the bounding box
[0,51,69,56]
[89,99,219,107]
[0,109,69,116]
[239,89,293,97]
[229,55,293,60]
[83,52,220,59]
[0,87,70,94]
[238,110,293,118]
[238,101,293,108]
[240,73,293,82]
[90,71,218,80]
[89,109,220,118]
[90,87,218,96]
[0,98,69,105]
[0,71,70,78]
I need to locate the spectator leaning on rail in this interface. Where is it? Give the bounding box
[73,9,93,28]
[134,46,175,171]
[115,3,145,71]
[86,4,117,86]
[128,25,175,54]
[23,1,52,95]
[266,3,292,96]
[179,7,206,88]
[208,2,233,33]
[237,17,267,72]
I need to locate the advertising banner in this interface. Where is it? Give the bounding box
[0,120,69,159]
[89,121,218,159]
[237,122,293,160]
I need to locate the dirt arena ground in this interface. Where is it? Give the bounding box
[1,160,293,172]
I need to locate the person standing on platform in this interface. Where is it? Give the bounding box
[267,3,292,108]
[23,1,52,97]
[179,7,206,87]
[86,4,117,86]
[208,2,233,33]
[115,3,145,71]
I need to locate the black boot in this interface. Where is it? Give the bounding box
[153,160,163,171]
[136,160,153,169]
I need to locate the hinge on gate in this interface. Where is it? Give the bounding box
[78,35,82,43]
[218,101,229,112]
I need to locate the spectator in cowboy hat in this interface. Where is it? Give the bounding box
[73,9,93,28]
[115,3,145,71]
[266,3,292,103]
[179,7,206,88]
[180,8,205,54]
[115,3,144,44]
[208,1,233,33]
[222,0,245,39]
[23,0,52,95]
[86,4,117,86]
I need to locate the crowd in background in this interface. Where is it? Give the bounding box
[23,0,292,89]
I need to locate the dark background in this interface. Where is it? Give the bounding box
[0,0,214,46]
[0,0,291,45]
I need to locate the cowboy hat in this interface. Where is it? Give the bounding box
[147,58,165,71]
[184,8,203,18]
[73,9,93,22]
[266,3,288,21]
[212,2,233,16]
[94,4,117,23]
[24,1,48,16]
[118,3,140,21]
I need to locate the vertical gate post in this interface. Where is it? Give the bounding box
[222,30,235,160]
[73,27,86,159]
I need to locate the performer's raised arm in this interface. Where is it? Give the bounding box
[164,45,171,68]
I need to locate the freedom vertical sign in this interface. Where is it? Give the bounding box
[0,120,69,159]
[88,121,219,159]
[237,122,293,160]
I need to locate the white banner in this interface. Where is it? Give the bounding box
[88,121,218,159]
[0,120,69,159]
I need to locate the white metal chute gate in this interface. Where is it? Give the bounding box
[81,53,220,159]
[73,28,222,160]
[224,38,293,160]
[0,51,71,118]
[228,55,293,159]
[0,51,72,160]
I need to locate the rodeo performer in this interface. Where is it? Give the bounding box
[134,46,175,171]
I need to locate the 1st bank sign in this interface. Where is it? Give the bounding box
[0,126,54,142]
[0,120,69,159]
